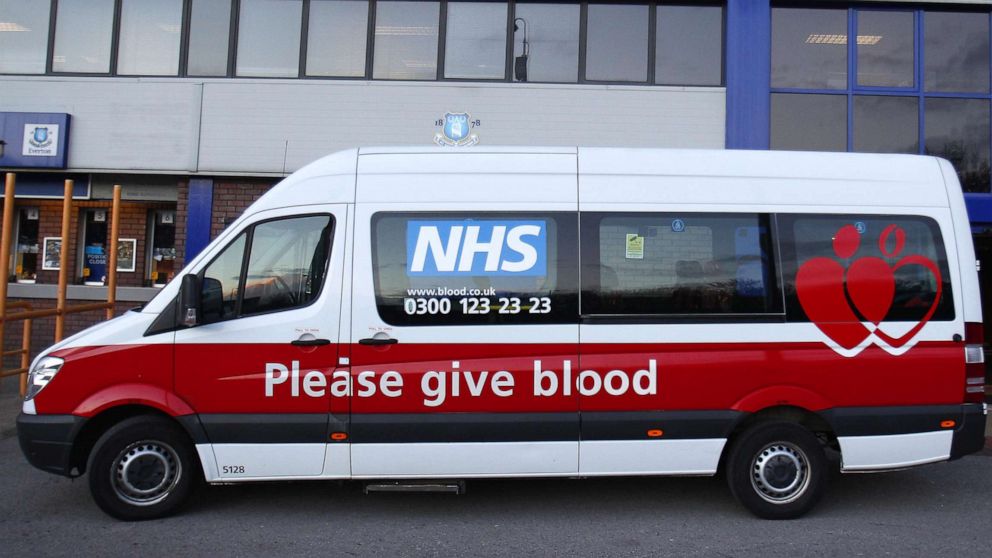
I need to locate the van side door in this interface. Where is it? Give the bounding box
[348,151,579,477]
[174,205,348,480]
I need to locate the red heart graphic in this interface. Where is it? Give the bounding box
[845,257,895,325]
[872,255,943,348]
[795,257,871,350]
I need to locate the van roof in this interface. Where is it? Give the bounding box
[252,147,953,210]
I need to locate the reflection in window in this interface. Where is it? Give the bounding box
[444,1,507,79]
[771,94,847,152]
[52,0,115,73]
[656,4,722,86]
[117,0,183,76]
[857,10,914,88]
[242,216,332,315]
[81,210,109,285]
[149,211,177,287]
[585,3,648,82]
[236,0,303,77]
[853,96,918,154]
[373,1,439,80]
[580,213,779,316]
[0,1,51,74]
[925,12,989,93]
[771,7,847,89]
[925,98,991,193]
[307,0,369,77]
[188,0,232,77]
[12,208,40,283]
[201,233,246,324]
[513,3,578,83]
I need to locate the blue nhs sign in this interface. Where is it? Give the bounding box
[407,220,547,276]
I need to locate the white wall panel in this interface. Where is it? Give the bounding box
[0,78,201,171]
[198,81,725,174]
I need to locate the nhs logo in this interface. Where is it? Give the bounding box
[407,220,547,276]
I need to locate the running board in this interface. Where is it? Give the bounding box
[364,480,466,495]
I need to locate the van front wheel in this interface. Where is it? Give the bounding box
[726,422,827,519]
[87,415,196,520]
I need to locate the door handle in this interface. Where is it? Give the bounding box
[358,337,398,346]
[291,338,331,347]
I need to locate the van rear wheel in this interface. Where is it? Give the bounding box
[726,422,827,519]
[87,415,197,520]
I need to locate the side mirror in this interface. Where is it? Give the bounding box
[180,274,201,327]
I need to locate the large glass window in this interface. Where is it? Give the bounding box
[512,3,579,83]
[199,215,333,324]
[373,1,439,80]
[925,12,989,93]
[12,208,40,283]
[585,3,648,82]
[925,98,991,194]
[372,212,578,325]
[780,214,953,324]
[0,0,51,74]
[770,93,846,152]
[853,96,918,154]
[149,210,177,287]
[655,4,722,86]
[236,0,303,77]
[306,0,369,77]
[444,1,507,80]
[580,213,780,316]
[771,7,992,191]
[187,0,232,76]
[80,210,109,285]
[857,10,914,88]
[117,0,183,76]
[771,8,847,90]
[52,0,115,73]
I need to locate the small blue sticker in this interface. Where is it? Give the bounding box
[854,221,867,234]
[671,219,686,233]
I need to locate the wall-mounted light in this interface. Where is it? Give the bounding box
[0,139,6,158]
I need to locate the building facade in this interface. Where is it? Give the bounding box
[2,0,992,370]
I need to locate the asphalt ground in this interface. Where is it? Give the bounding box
[1,422,990,558]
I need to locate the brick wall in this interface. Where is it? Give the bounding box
[211,181,273,239]
[175,180,189,268]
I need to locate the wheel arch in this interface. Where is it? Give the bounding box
[720,405,839,473]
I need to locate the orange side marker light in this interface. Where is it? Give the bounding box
[940,420,956,429]
[330,432,349,441]
[647,429,664,438]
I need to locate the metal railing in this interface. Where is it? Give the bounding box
[0,173,122,397]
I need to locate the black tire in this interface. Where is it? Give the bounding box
[726,422,827,520]
[86,415,197,520]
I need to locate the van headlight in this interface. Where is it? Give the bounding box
[25,357,64,400]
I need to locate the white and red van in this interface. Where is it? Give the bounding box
[17,147,988,520]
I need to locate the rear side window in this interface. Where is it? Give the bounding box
[580,213,781,317]
[372,212,578,325]
[779,214,954,322]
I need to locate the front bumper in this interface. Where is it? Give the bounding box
[950,403,988,460]
[16,413,85,477]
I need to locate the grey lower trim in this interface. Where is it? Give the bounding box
[6,283,161,303]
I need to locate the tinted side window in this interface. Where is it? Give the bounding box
[779,214,954,322]
[198,214,333,325]
[580,213,781,316]
[372,212,578,325]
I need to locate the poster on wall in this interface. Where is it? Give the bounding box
[117,239,136,272]
[41,237,61,270]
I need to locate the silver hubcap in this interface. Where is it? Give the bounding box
[111,441,181,506]
[750,442,810,504]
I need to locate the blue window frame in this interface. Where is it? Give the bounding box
[770,5,992,193]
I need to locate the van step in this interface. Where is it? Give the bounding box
[364,480,465,495]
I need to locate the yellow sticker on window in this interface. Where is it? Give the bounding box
[625,234,644,260]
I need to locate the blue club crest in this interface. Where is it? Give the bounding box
[434,112,480,147]
[33,127,49,144]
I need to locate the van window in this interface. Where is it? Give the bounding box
[779,214,954,322]
[372,212,578,325]
[199,214,333,324]
[580,213,781,317]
